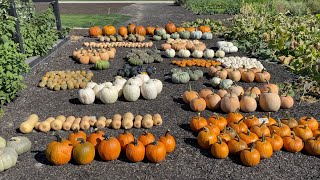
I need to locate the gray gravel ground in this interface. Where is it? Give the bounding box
[1,3,320,180]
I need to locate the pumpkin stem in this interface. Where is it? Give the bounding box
[197,112,201,120]
[188,84,192,92]
[247,129,251,136]
[76,138,85,144]
[142,130,148,136]
[303,124,308,129]
[276,118,282,127]
[217,135,223,144]
[54,134,62,143]
[165,129,170,137]
[203,127,209,133]
[267,112,271,120]
[291,131,296,140]
[259,121,266,127]
[73,128,79,134]
[133,137,138,146]
[285,111,291,119]
[249,142,256,152]
[213,113,219,119]
[261,134,266,142]
[235,132,241,142]
[153,140,158,146]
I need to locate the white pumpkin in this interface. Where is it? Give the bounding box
[219,79,233,90]
[93,84,105,99]
[178,49,191,58]
[220,43,238,53]
[0,136,5,148]
[0,147,18,172]
[6,136,32,155]
[141,81,158,100]
[113,77,127,88]
[101,81,113,87]
[114,84,123,97]
[217,41,227,48]
[123,83,140,102]
[99,86,118,104]
[204,49,215,58]
[192,50,203,58]
[86,81,97,89]
[215,50,225,58]
[165,48,175,58]
[136,74,150,83]
[210,77,221,87]
[126,77,143,86]
[78,88,95,104]
[148,79,163,94]
[190,31,202,39]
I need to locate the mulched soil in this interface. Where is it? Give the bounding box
[1,3,320,180]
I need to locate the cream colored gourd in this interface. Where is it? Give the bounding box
[192,50,203,58]
[62,116,75,131]
[126,77,144,86]
[71,118,81,131]
[153,114,163,126]
[6,136,32,155]
[89,117,97,126]
[95,116,107,129]
[113,76,127,88]
[100,86,118,104]
[220,92,240,113]
[105,118,112,127]
[78,88,95,104]
[215,50,225,58]
[240,94,257,112]
[148,79,163,95]
[93,84,105,99]
[0,136,6,148]
[123,83,140,102]
[178,49,191,58]
[50,115,66,131]
[134,115,143,128]
[19,114,39,134]
[102,81,113,87]
[0,147,18,172]
[165,48,175,58]
[80,116,91,130]
[142,114,154,129]
[141,81,158,100]
[220,43,238,53]
[86,81,98,89]
[259,91,281,112]
[136,74,150,83]
[122,112,134,129]
[38,117,55,132]
[204,49,214,58]
[111,114,122,129]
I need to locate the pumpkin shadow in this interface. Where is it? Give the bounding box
[172,97,184,104]
[172,97,193,112]
[179,124,197,136]
[68,98,82,105]
[183,138,212,159]
[228,154,243,166]
[202,82,212,87]
[33,150,52,166]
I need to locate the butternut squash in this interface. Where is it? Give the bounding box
[134,115,143,128]
[122,113,134,129]
[153,113,163,126]
[95,116,106,129]
[89,116,97,126]
[80,116,91,130]
[62,116,76,131]
[19,114,39,133]
[142,114,153,129]
[71,118,81,130]
[111,114,122,129]
[38,117,55,132]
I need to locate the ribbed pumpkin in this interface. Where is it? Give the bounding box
[89,26,102,37]
[102,25,116,36]
[118,26,128,36]
[197,127,217,149]
[72,138,95,165]
[86,129,105,148]
[97,135,121,161]
[165,21,177,34]
[146,26,155,35]
[126,138,145,162]
[127,23,136,34]
[199,25,211,33]
[117,130,134,151]
[134,26,147,36]
[146,141,167,163]
[159,129,176,153]
[190,113,208,132]
[45,135,73,165]
[69,129,87,146]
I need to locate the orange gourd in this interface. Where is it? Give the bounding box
[102,25,116,36]
[89,26,102,37]
[159,129,176,153]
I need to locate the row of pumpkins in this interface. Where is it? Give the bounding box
[72,48,116,64]
[78,75,163,104]
[183,84,294,113]
[189,112,320,166]
[19,112,163,134]
[88,22,211,38]
[46,129,176,165]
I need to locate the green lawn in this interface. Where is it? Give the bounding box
[61,14,130,28]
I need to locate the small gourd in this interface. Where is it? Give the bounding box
[162,34,171,40]
[179,31,190,39]
[215,50,225,58]
[201,32,213,40]
[99,86,118,104]
[141,81,158,100]
[170,32,180,39]
[6,136,32,155]
[0,147,18,172]
[190,30,202,39]
[152,35,162,41]
[192,50,203,58]
[178,49,191,58]
[171,72,190,84]
[210,77,221,87]
[78,88,95,105]
[204,49,214,58]
[165,48,175,58]
[219,79,233,90]
[220,42,238,53]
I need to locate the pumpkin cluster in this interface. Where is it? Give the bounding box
[0,136,31,172]
[125,49,163,66]
[183,85,294,113]
[45,129,176,165]
[83,41,153,48]
[117,64,156,78]
[170,68,204,84]
[209,66,272,83]
[19,112,163,134]
[171,59,221,68]
[72,48,116,64]
[78,74,163,104]
[98,34,145,43]
[38,70,94,91]
[189,112,320,166]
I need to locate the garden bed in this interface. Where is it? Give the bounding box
[0,3,319,180]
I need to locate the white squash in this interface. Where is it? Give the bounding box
[0,136,5,148]
[141,81,158,100]
[165,48,175,58]
[136,74,150,83]
[192,50,203,58]
[113,77,127,88]
[78,88,95,104]
[99,86,118,104]
[114,84,123,97]
[178,49,191,58]
[93,84,105,99]
[215,50,225,58]
[217,41,227,49]
[210,77,221,87]
[126,77,143,86]
[219,79,233,90]
[101,81,113,87]
[204,49,215,58]
[0,147,18,172]
[148,79,163,94]
[220,43,238,53]
[190,31,202,39]
[86,81,97,89]
[123,83,140,102]
[6,136,32,155]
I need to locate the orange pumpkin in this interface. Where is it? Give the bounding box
[126,138,145,162]
[266,130,283,152]
[102,25,116,36]
[268,119,291,137]
[72,138,95,165]
[197,127,217,149]
[250,122,271,138]
[207,113,227,131]
[255,135,273,159]
[86,129,105,148]
[239,129,259,145]
[211,136,229,159]
[190,97,206,112]
[182,85,199,104]
[127,23,136,34]
[146,141,167,163]
[185,27,196,32]
[292,125,313,141]
[228,119,248,134]
[134,25,146,36]
[138,131,155,146]
[304,136,320,156]
[118,26,128,36]
[226,110,244,124]
[45,135,73,165]
[243,115,260,128]
[298,116,319,131]
[205,123,221,136]
[89,26,102,37]
[146,26,155,35]
[190,112,208,132]
[228,133,248,154]
[97,135,121,161]
[117,130,134,151]
[69,129,87,146]
[159,129,176,153]
[176,27,185,32]
[282,131,304,153]
[165,21,177,34]
[199,25,211,33]
[240,143,260,167]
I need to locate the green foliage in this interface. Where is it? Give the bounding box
[181,18,227,36]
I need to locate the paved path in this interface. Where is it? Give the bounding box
[60,1,174,3]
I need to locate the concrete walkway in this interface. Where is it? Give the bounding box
[59,1,174,4]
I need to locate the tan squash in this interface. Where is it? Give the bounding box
[62,116,76,131]
[142,114,154,129]
[38,117,55,132]
[111,114,122,129]
[19,114,39,134]
[134,115,143,128]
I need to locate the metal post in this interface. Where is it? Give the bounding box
[51,0,62,38]
[8,0,24,54]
